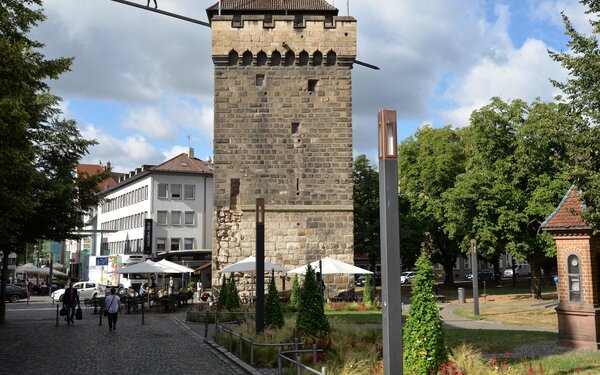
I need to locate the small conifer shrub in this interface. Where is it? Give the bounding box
[296,264,329,336]
[265,275,285,329]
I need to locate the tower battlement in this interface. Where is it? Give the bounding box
[211,15,356,63]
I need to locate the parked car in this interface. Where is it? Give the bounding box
[354,273,381,287]
[400,271,417,284]
[503,264,531,278]
[466,268,494,282]
[51,281,104,302]
[5,284,27,303]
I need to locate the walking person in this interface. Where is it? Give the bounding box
[63,279,80,325]
[105,287,121,331]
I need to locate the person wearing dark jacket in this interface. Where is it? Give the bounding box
[63,279,80,325]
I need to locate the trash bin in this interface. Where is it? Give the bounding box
[458,287,465,304]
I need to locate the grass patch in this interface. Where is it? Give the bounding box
[453,305,558,329]
[445,328,558,354]
[326,311,382,324]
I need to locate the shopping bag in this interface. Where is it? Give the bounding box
[59,306,67,316]
[75,307,82,320]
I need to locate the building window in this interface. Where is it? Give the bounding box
[464,257,470,270]
[171,184,182,199]
[308,79,318,92]
[171,211,182,225]
[170,238,180,251]
[184,185,195,200]
[184,238,194,250]
[256,74,265,86]
[185,211,195,225]
[156,238,166,252]
[157,211,168,225]
[568,254,581,303]
[291,122,300,134]
[158,184,168,198]
[230,179,240,210]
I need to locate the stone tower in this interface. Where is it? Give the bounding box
[206,0,356,293]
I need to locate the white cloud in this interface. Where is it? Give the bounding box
[79,123,164,172]
[162,145,190,161]
[533,0,592,33]
[442,39,567,127]
[124,106,176,140]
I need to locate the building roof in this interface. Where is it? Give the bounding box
[77,164,118,191]
[150,153,213,174]
[541,184,591,231]
[207,0,338,17]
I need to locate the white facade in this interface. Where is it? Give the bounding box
[95,155,213,266]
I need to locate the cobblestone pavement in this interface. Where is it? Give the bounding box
[0,299,249,375]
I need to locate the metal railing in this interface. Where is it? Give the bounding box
[214,321,327,375]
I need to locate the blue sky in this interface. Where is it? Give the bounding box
[33,0,591,172]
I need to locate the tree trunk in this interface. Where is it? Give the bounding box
[529,258,543,299]
[443,260,454,286]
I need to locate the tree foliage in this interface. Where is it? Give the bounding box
[296,264,329,336]
[550,0,600,230]
[353,155,380,270]
[289,273,300,308]
[362,274,374,307]
[403,252,447,374]
[442,98,575,296]
[217,274,229,307]
[225,275,241,310]
[0,0,107,323]
[264,275,284,329]
[398,125,465,283]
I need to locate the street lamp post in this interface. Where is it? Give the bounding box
[255,198,265,334]
[378,109,402,375]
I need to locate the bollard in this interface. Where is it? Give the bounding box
[321,367,327,375]
[99,301,103,326]
[56,305,59,326]
[312,343,317,365]
[239,333,243,357]
[458,287,465,304]
[278,348,282,375]
[204,310,209,338]
[141,301,145,325]
[295,337,301,375]
[250,338,254,366]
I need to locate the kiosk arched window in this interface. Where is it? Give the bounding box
[567,254,581,302]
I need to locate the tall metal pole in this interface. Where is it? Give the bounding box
[378,109,402,375]
[255,198,265,334]
[471,239,479,316]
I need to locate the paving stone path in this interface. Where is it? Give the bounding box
[0,299,248,375]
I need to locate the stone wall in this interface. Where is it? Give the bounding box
[211,14,356,293]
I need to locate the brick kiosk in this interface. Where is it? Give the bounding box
[206,1,356,293]
[542,184,600,349]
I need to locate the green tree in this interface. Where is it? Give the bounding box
[0,0,107,323]
[398,125,466,284]
[443,98,576,297]
[264,275,284,329]
[403,252,447,374]
[225,275,241,310]
[353,155,380,271]
[296,264,329,336]
[549,0,600,229]
[289,274,300,308]
[362,274,374,307]
[217,274,229,307]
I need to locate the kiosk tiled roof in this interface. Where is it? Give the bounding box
[541,184,590,230]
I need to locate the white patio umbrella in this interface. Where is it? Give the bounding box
[116,260,179,274]
[17,263,67,276]
[218,256,288,273]
[157,259,194,273]
[218,256,288,303]
[157,259,195,292]
[287,256,373,275]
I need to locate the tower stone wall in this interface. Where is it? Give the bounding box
[210,14,356,294]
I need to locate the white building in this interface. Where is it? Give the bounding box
[95,150,214,287]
